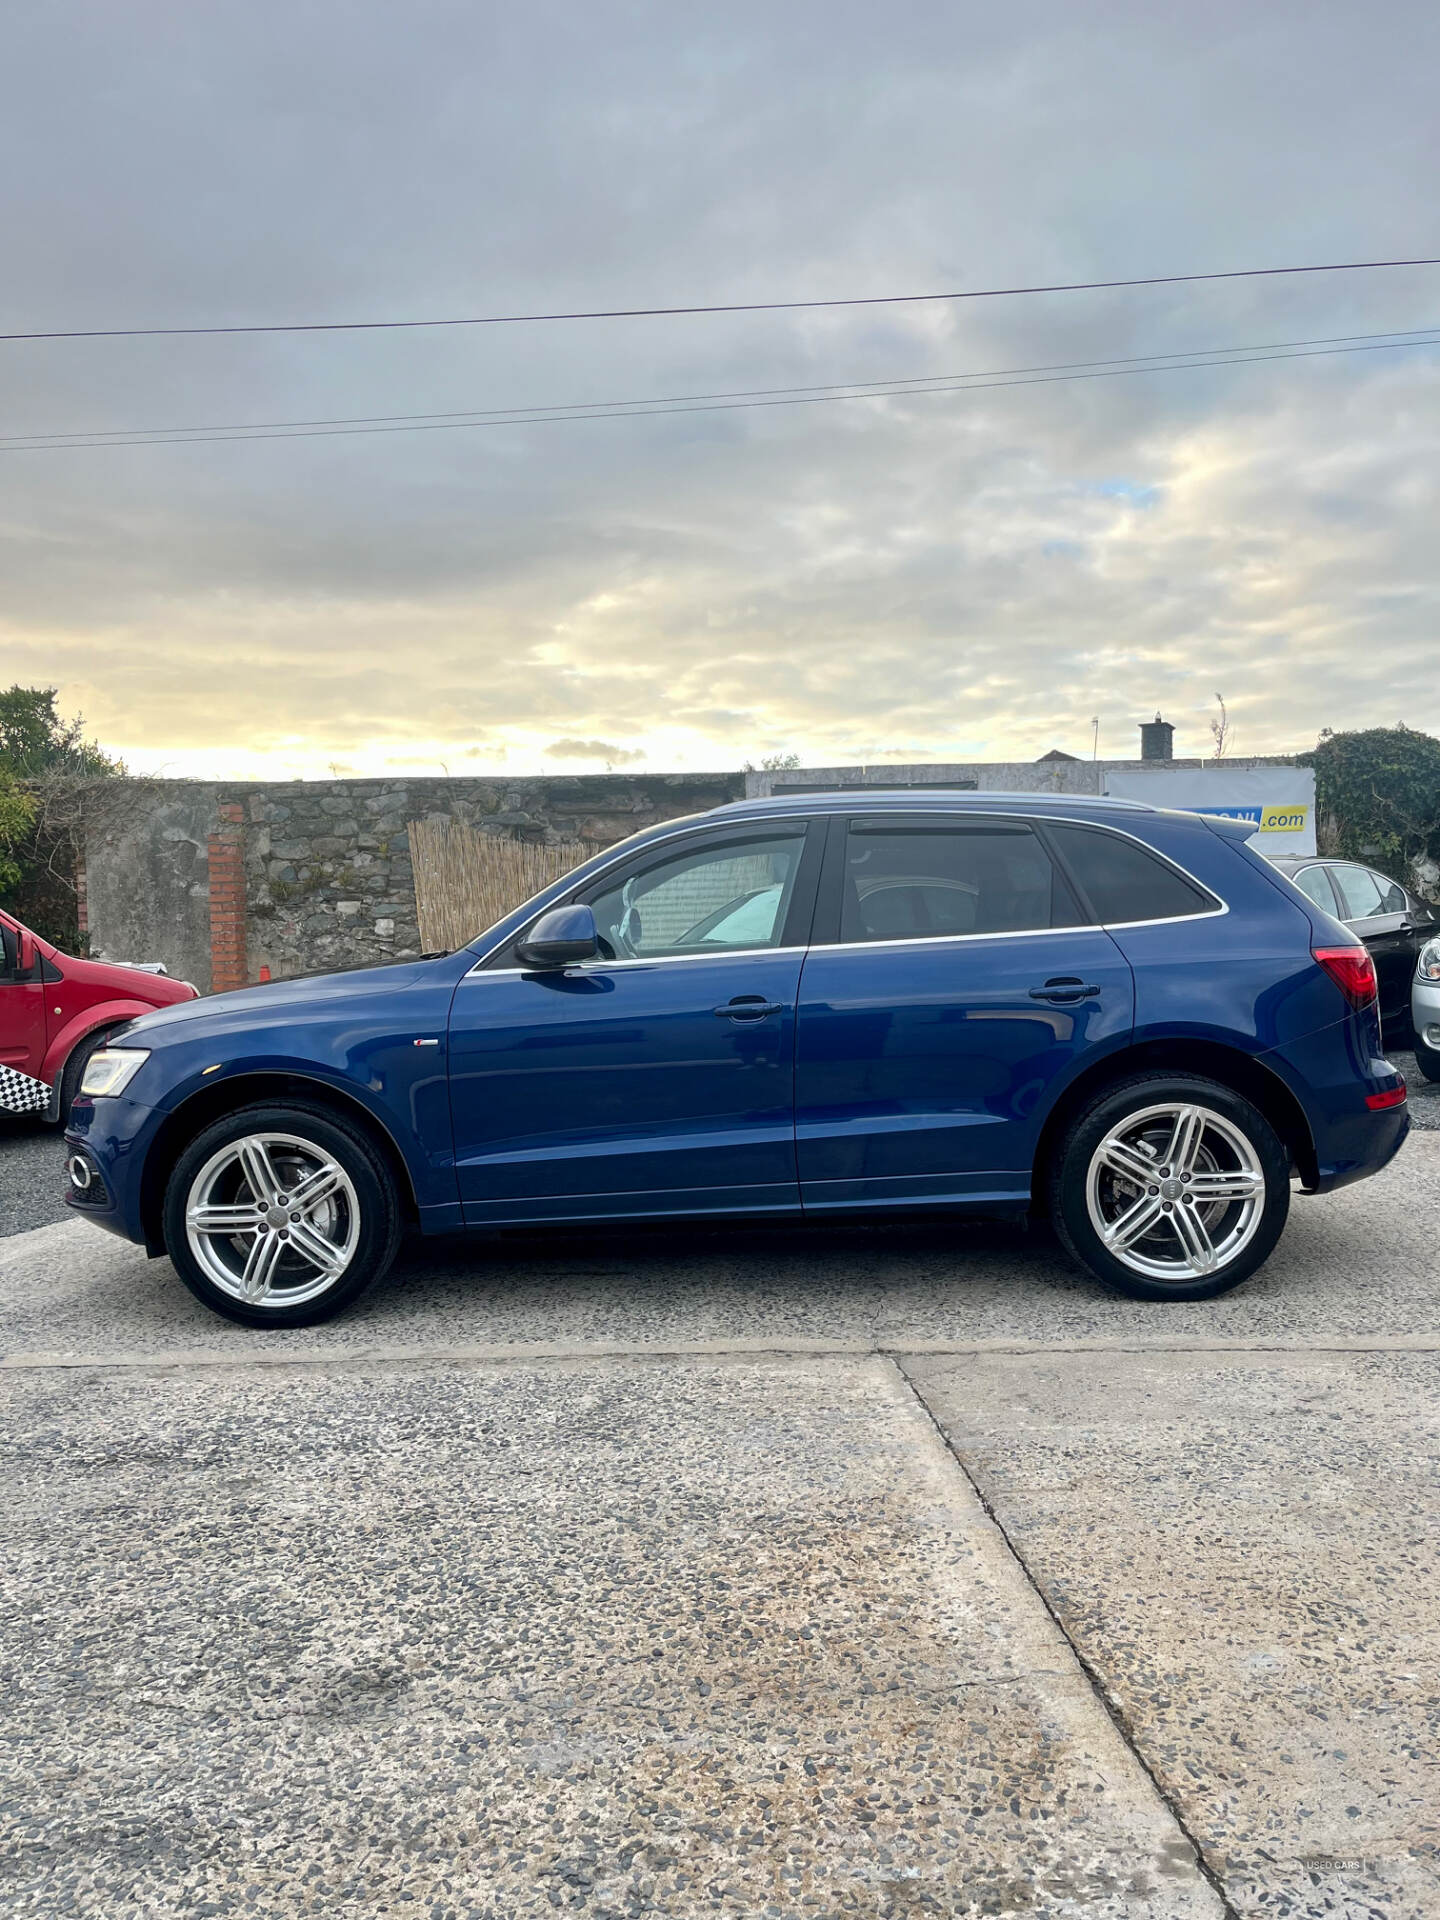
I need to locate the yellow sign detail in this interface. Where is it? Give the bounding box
[1259,804,1309,834]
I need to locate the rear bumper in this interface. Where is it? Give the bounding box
[1261,1011,1409,1195]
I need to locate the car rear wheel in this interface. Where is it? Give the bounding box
[1048,1073,1290,1301]
[162,1102,402,1326]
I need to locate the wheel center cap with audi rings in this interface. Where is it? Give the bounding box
[265,1204,291,1229]
[1159,1177,1184,1201]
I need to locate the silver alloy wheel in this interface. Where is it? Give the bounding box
[1084,1101,1266,1281]
[184,1130,360,1308]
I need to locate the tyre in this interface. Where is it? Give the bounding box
[162,1102,402,1327]
[53,1026,122,1128]
[1412,1039,1440,1083]
[1047,1073,1290,1301]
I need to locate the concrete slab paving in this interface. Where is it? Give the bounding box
[4,1135,1440,1367]
[0,1355,1222,1918]
[906,1348,1440,1918]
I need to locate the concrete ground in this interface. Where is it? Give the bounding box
[2,1130,1438,1915]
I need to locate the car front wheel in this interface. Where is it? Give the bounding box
[162,1102,402,1326]
[1411,1039,1440,1083]
[1048,1073,1291,1301]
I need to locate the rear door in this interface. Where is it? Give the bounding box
[1329,863,1415,1030]
[794,814,1133,1212]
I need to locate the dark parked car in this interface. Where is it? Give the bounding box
[1266,855,1440,1044]
[66,793,1407,1325]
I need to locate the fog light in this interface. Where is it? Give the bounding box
[1426,1023,1440,1049]
[66,1155,93,1193]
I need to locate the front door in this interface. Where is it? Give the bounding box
[448,822,821,1224]
[795,815,1133,1210]
[0,915,49,1080]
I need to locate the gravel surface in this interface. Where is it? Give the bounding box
[912,1345,1440,1916]
[0,1118,66,1238]
[1395,1048,1440,1126]
[0,1355,1221,1918]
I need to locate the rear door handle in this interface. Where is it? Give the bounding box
[1029,978,1101,1004]
[715,996,783,1020]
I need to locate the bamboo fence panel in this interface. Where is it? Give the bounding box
[409,818,596,953]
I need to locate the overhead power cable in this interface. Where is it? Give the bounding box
[3,326,1437,454]
[2,256,1439,344]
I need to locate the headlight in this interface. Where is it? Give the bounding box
[79,1048,151,1098]
[1418,940,1440,982]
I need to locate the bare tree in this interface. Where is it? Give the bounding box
[1209,693,1232,758]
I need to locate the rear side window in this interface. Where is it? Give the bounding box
[839,823,1084,942]
[1047,823,1216,924]
[1291,866,1341,914]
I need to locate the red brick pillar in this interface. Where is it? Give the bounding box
[207,802,248,993]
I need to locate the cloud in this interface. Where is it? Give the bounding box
[544,738,647,764]
[1,1,1438,776]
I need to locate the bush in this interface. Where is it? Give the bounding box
[1302,726,1440,881]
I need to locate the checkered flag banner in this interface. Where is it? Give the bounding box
[0,1063,51,1116]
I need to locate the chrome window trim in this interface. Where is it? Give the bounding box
[464,805,1227,974]
[459,945,810,982]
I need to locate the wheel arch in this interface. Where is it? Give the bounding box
[140,1071,421,1253]
[1032,1036,1319,1211]
[44,1017,134,1121]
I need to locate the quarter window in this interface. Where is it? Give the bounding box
[586,832,808,958]
[839,823,1083,943]
[1046,823,1215,924]
[1331,864,1396,919]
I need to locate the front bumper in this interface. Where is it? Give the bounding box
[64,1091,166,1249]
[1412,975,1440,1053]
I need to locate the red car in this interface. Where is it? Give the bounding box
[0,906,198,1122]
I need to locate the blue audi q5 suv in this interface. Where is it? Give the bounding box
[66,793,1408,1325]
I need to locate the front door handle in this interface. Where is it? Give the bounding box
[714,996,783,1020]
[1029,978,1101,1004]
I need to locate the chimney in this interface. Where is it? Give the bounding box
[1139,713,1174,762]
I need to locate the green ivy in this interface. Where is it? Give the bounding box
[1300,725,1440,877]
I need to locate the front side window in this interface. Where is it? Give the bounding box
[587,833,807,958]
[839,823,1082,943]
[1046,823,1215,924]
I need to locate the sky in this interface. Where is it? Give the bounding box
[1,0,1438,781]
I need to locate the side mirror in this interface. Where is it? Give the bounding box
[16,930,36,977]
[516,903,599,970]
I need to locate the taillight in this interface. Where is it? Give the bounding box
[1313,944,1378,1009]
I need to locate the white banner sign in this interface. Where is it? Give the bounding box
[1103,767,1316,856]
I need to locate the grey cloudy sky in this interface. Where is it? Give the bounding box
[2,0,1437,777]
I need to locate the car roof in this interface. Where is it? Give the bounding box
[703,789,1157,824]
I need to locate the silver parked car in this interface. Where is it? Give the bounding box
[1412,939,1440,1081]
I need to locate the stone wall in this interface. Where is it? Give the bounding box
[84,771,744,988]
[84,781,220,991]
